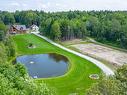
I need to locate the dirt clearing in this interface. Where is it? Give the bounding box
[72,43,127,66]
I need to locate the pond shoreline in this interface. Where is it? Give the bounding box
[17,53,69,78]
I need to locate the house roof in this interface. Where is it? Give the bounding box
[31,24,39,28]
[13,25,27,31]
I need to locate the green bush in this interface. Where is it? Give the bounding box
[87,65,127,95]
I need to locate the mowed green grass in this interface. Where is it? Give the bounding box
[13,34,101,95]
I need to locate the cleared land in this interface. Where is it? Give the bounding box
[72,43,127,66]
[13,34,101,95]
[61,39,89,46]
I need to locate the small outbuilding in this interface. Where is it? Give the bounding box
[30,24,40,34]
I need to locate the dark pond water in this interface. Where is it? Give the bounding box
[16,53,69,78]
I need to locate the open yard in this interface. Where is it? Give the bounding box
[72,43,127,66]
[12,34,101,95]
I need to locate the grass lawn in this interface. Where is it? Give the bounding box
[12,34,101,95]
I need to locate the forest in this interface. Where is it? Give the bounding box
[0,10,127,49]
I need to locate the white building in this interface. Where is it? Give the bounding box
[30,24,40,34]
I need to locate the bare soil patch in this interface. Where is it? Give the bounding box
[72,43,127,66]
[62,39,88,46]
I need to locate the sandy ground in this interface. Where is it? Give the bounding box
[72,43,127,66]
[62,39,87,46]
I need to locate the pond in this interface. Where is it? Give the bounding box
[16,53,69,78]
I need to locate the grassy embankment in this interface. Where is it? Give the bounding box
[13,34,101,95]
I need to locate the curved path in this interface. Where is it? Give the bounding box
[33,33,114,75]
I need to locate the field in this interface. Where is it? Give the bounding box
[12,34,101,95]
[72,43,127,66]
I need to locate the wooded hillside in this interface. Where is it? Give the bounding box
[0,10,127,49]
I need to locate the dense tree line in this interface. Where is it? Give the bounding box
[39,11,127,49]
[0,21,6,41]
[0,10,127,49]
